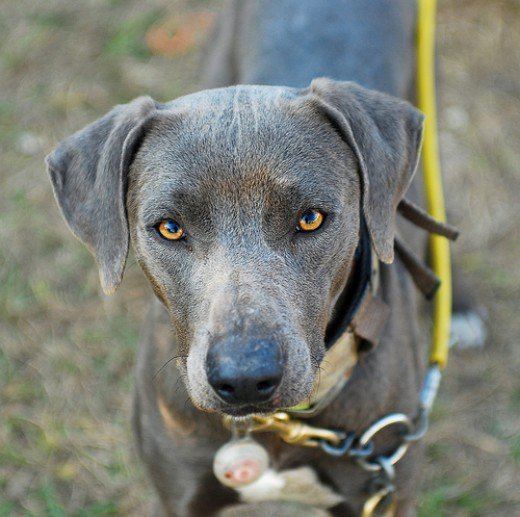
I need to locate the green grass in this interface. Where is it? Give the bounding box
[419,485,500,516]
[511,435,520,464]
[104,9,164,59]
[419,486,449,516]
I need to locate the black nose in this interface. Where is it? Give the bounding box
[206,338,283,405]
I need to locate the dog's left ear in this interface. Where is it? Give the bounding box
[309,78,425,263]
[45,96,158,294]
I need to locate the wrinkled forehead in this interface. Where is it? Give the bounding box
[133,85,358,209]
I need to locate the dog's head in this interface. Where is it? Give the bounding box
[46,80,423,415]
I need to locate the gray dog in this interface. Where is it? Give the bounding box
[46,0,439,515]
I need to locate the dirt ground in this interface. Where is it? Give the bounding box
[1,0,518,515]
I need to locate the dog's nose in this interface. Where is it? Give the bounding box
[206,338,283,405]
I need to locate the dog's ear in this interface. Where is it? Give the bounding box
[45,96,157,294]
[309,78,424,263]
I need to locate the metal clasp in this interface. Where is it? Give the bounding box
[362,483,396,517]
[224,412,346,448]
[251,412,345,447]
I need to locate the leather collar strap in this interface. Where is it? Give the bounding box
[324,221,374,349]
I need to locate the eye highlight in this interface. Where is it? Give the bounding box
[298,209,325,232]
[156,219,185,241]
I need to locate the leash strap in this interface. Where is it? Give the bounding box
[350,291,391,349]
[394,236,440,299]
[398,197,459,240]
[417,0,453,369]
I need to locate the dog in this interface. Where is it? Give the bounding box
[46,0,437,514]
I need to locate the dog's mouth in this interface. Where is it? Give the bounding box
[213,382,315,417]
[219,404,278,417]
[213,390,285,417]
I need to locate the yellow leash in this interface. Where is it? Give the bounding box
[360,2,454,514]
[417,0,451,369]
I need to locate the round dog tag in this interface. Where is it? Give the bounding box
[213,438,269,488]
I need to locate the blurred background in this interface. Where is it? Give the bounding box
[0,0,518,515]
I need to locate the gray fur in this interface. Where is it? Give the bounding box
[202,0,416,97]
[46,1,428,515]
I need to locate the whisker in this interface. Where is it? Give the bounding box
[153,354,188,380]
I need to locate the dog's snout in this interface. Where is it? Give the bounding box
[206,338,283,405]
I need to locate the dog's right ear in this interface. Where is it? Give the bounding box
[308,79,424,264]
[45,96,158,294]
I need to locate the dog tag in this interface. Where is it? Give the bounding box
[213,437,269,488]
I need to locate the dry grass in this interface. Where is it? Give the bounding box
[0,0,518,515]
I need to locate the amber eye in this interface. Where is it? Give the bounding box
[156,219,185,241]
[298,209,325,232]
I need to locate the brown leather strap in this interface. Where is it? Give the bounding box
[351,291,390,349]
[394,236,440,300]
[398,198,459,241]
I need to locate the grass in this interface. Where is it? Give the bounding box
[104,9,165,59]
[0,0,519,514]
[419,485,501,516]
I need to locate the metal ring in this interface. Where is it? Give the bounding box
[356,413,412,472]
